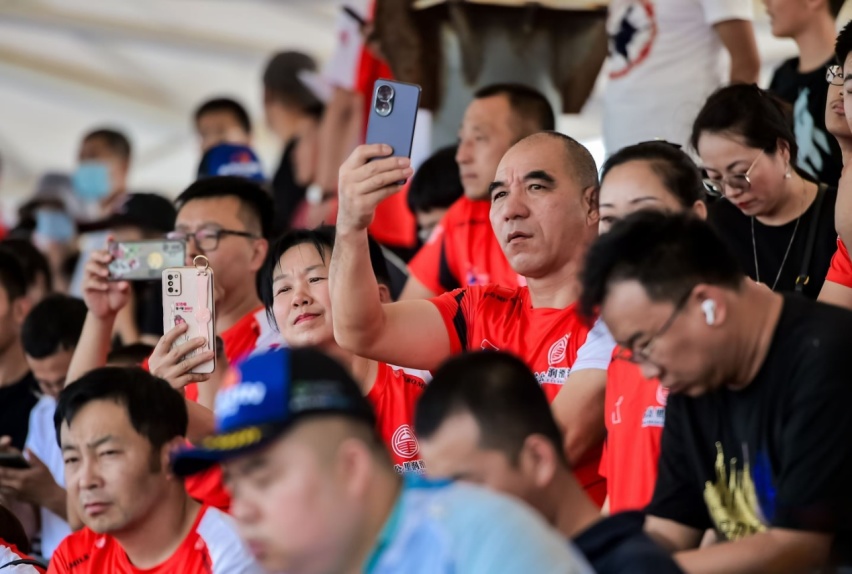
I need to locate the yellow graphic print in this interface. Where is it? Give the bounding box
[703,442,768,540]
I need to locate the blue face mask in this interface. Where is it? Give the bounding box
[72,162,112,202]
[35,209,76,243]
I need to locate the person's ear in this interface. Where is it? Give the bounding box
[161,436,186,480]
[692,200,708,221]
[693,284,727,328]
[11,297,30,327]
[377,284,392,304]
[249,238,269,273]
[583,186,600,226]
[518,434,559,489]
[336,438,373,497]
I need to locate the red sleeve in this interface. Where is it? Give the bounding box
[185,466,230,512]
[826,238,852,288]
[428,287,477,355]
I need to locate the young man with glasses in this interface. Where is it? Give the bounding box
[582,210,852,573]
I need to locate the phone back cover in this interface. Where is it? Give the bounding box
[365,79,421,158]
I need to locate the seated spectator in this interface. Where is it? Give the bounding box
[406,146,464,246]
[49,368,262,573]
[197,143,265,184]
[194,97,252,153]
[0,240,52,306]
[694,84,836,299]
[0,505,44,573]
[172,347,591,574]
[415,351,681,574]
[0,295,87,560]
[581,211,852,572]
[258,228,429,473]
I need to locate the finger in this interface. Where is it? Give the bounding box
[174,337,208,358]
[157,323,190,352]
[357,169,412,195]
[24,449,44,468]
[116,281,130,292]
[350,144,394,165]
[85,261,111,279]
[175,350,215,374]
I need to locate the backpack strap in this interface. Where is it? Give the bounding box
[795,184,828,293]
[0,558,46,570]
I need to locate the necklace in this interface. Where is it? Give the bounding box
[750,177,806,291]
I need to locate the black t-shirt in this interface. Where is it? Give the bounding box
[708,186,837,300]
[573,512,682,574]
[134,281,164,338]
[271,139,307,235]
[770,57,843,187]
[648,296,852,565]
[0,372,38,451]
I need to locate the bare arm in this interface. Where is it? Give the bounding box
[399,274,438,301]
[645,515,705,553]
[552,368,607,464]
[836,163,852,249]
[714,19,760,84]
[818,280,852,310]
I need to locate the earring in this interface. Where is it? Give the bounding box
[784,167,792,179]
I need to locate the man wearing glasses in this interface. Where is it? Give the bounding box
[582,210,852,573]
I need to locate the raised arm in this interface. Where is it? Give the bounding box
[330,145,452,370]
[714,19,760,85]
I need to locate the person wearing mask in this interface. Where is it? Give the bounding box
[400,84,554,300]
[48,368,262,573]
[193,97,252,153]
[172,347,592,574]
[693,84,836,299]
[406,146,464,247]
[258,228,429,474]
[581,210,852,573]
[416,351,682,574]
[596,141,707,514]
[330,132,614,506]
[767,0,845,187]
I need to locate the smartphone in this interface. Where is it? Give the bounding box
[0,453,29,469]
[162,263,216,375]
[365,79,421,160]
[109,240,186,282]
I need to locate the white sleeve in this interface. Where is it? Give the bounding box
[198,508,266,574]
[571,319,616,373]
[322,1,368,90]
[700,0,753,25]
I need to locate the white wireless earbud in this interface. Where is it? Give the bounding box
[701,299,717,326]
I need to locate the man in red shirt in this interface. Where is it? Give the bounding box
[400,84,555,299]
[330,132,612,504]
[48,367,260,573]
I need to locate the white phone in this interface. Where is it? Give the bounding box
[161,258,216,375]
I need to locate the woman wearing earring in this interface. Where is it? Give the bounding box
[691,84,837,300]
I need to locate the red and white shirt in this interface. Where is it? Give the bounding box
[48,506,262,574]
[601,350,667,514]
[430,284,614,505]
[0,542,44,573]
[368,363,429,475]
[825,237,852,288]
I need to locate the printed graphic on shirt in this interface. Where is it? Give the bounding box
[534,334,572,385]
[369,364,428,476]
[794,88,832,181]
[641,384,668,428]
[608,0,658,79]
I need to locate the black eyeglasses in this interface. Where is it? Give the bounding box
[827,65,844,86]
[167,227,258,252]
[615,288,692,365]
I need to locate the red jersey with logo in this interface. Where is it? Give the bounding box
[48,506,262,574]
[368,362,429,475]
[825,237,852,288]
[601,349,667,514]
[0,542,44,573]
[431,284,614,505]
[409,197,525,295]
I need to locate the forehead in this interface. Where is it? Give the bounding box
[176,195,245,228]
[600,161,670,203]
[198,109,242,127]
[696,133,754,166]
[464,95,512,129]
[60,400,135,443]
[277,243,329,271]
[598,280,665,340]
[79,137,119,159]
[495,139,567,179]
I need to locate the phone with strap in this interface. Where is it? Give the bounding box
[161,256,216,374]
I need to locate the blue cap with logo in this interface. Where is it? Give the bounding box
[197,143,265,183]
[171,347,375,477]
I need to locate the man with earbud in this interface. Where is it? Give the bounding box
[580,210,852,574]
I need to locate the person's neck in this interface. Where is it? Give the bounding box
[755,174,817,226]
[838,137,852,163]
[548,467,601,539]
[794,18,837,72]
[726,282,784,390]
[0,340,30,388]
[114,489,201,570]
[525,258,583,309]
[342,472,403,574]
[217,288,262,332]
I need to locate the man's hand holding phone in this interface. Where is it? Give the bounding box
[0,436,65,516]
[149,323,215,390]
[82,245,131,320]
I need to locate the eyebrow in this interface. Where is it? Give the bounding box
[61,434,115,453]
[272,264,325,283]
[600,196,662,209]
[524,170,556,184]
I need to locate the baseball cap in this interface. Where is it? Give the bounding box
[171,347,376,477]
[197,143,265,183]
[263,51,324,111]
[78,193,176,234]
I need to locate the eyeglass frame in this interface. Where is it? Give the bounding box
[166,226,258,252]
[701,150,764,198]
[614,287,693,365]
[827,64,844,86]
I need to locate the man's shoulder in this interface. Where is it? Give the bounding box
[443,197,490,227]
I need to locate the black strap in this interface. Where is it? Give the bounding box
[0,558,46,570]
[795,184,827,292]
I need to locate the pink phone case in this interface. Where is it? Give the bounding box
[161,264,216,374]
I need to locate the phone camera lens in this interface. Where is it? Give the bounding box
[376,84,394,102]
[167,274,173,280]
[168,287,173,293]
[376,100,392,117]
[168,281,173,287]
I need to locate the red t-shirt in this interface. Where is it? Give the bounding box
[825,237,852,288]
[430,284,614,505]
[48,505,260,574]
[0,542,44,573]
[601,349,668,514]
[409,197,525,295]
[368,362,429,475]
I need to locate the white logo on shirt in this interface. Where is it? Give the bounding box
[656,384,669,406]
[548,334,570,366]
[391,425,419,459]
[480,339,499,351]
[611,395,624,425]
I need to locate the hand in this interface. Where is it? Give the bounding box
[336,144,412,235]
[149,323,215,390]
[0,448,62,508]
[82,247,131,320]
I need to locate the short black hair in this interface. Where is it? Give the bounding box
[55,367,188,454]
[194,97,252,135]
[415,351,567,466]
[690,85,800,175]
[259,227,391,329]
[474,83,556,135]
[830,1,845,18]
[536,131,599,189]
[0,239,53,295]
[600,141,706,209]
[0,249,28,303]
[836,19,852,65]
[263,51,324,118]
[22,295,87,359]
[107,343,156,366]
[176,176,275,239]
[82,128,132,161]
[407,146,464,214]
[579,211,744,319]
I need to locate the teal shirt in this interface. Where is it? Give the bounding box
[364,477,593,574]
